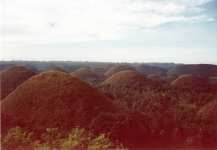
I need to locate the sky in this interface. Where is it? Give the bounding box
[1,0,217,64]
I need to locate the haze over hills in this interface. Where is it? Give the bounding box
[168,64,217,77]
[1,61,216,77]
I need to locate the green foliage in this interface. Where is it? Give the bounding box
[2,127,125,150]
[2,127,33,149]
[88,134,115,150]
[60,128,90,149]
[36,128,63,150]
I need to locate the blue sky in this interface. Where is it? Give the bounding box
[1,0,217,64]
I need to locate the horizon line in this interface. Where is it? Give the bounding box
[1,59,217,65]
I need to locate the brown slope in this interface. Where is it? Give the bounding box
[70,67,100,84]
[92,67,107,77]
[89,111,150,149]
[99,70,162,108]
[102,70,159,88]
[104,64,135,77]
[1,71,119,134]
[171,74,211,89]
[0,66,36,99]
[136,64,166,76]
[197,100,217,124]
[147,74,162,80]
[47,67,68,73]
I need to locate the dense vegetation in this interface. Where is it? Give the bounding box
[2,127,124,150]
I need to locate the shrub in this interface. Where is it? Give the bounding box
[2,127,125,150]
[2,127,33,150]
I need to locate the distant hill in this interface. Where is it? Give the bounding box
[197,100,217,124]
[46,67,68,72]
[70,67,102,84]
[171,74,217,92]
[100,70,161,107]
[134,62,176,70]
[102,70,152,87]
[136,64,167,76]
[147,74,163,81]
[0,66,36,99]
[104,64,135,77]
[0,63,14,71]
[101,70,163,92]
[92,67,108,76]
[168,64,217,77]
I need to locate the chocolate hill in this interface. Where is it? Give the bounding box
[147,74,162,81]
[171,74,212,89]
[100,70,161,108]
[101,70,159,88]
[104,64,135,77]
[168,64,217,77]
[47,67,68,73]
[89,111,151,149]
[92,67,107,77]
[197,100,217,124]
[1,71,120,134]
[136,65,166,76]
[70,67,101,84]
[0,66,36,99]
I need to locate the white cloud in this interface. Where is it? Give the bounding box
[0,0,215,44]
